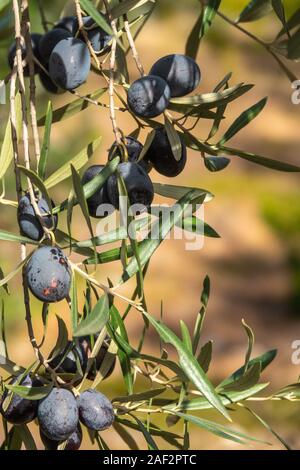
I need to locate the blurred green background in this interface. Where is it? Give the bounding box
[1,0,300,450]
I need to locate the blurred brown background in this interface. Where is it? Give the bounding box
[0,0,300,450]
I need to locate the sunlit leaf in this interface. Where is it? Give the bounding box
[219,97,267,144]
[73,295,109,337]
[38,101,52,180]
[237,0,273,23]
[200,0,221,38]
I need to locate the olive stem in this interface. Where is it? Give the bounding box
[123,15,145,77]
[21,0,41,170]
[74,0,101,69]
[103,0,123,145]
[11,0,61,382]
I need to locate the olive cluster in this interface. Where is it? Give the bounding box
[16,50,201,303]
[0,372,114,450]
[8,14,112,92]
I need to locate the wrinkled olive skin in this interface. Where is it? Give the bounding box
[0,375,41,425]
[40,424,82,450]
[26,246,71,303]
[127,75,171,118]
[77,389,114,431]
[38,388,79,441]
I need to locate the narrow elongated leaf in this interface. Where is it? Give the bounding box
[44,137,102,189]
[163,383,268,412]
[201,275,210,308]
[38,101,52,180]
[241,404,291,450]
[130,415,158,450]
[5,382,53,400]
[0,92,21,179]
[71,164,94,244]
[113,423,139,450]
[70,273,78,331]
[141,310,231,421]
[111,0,151,19]
[169,411,266,445]
[109,306,133,394]
[219,349,277,388]
[181,217,220,238]
[73,295,109,337]
[287,27,300,59]
[115,417,182,445]
[52,156,118,214]
[185,10,203,59]
[79,0,113,36]
[220,363,261,393]
[17,166,53,218]
[153,182,213,203]
[121,190,207,283]
[74,217,150,248]
[219,97,267,144]
[180,321,192,353]
[272,0,286,26]
[170,84,253,110]
[38,89,107,126]
[237,0,273,23]
[0,254,31,288]
[83,217,218,265]
[0,230,39,245]
[198,340,213,373]
[17,425,37,450]
[48,315,69,362]
[138,129,155,162]
[214,72,233,92]
[164,116,182,162]
[113,388,165,404]
[242,319,255,372]
[220,146,300,172]
[204,156,231,172]
[200,0,221,38]
[277,8,300,38]
[0,426,22,451]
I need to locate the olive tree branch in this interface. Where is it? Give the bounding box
[215,7,297,82]
[103,0,122,144]
[120,1,144,78]
[11,0,60,380]
[74,0,101,68]
[21,0,41,169]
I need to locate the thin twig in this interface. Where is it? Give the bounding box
[74,0,101,68]
[123,18,144,77]
[103,0,122,144]
[37,0,49,32]
[11,0,56,377]
[21,0,41,168]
